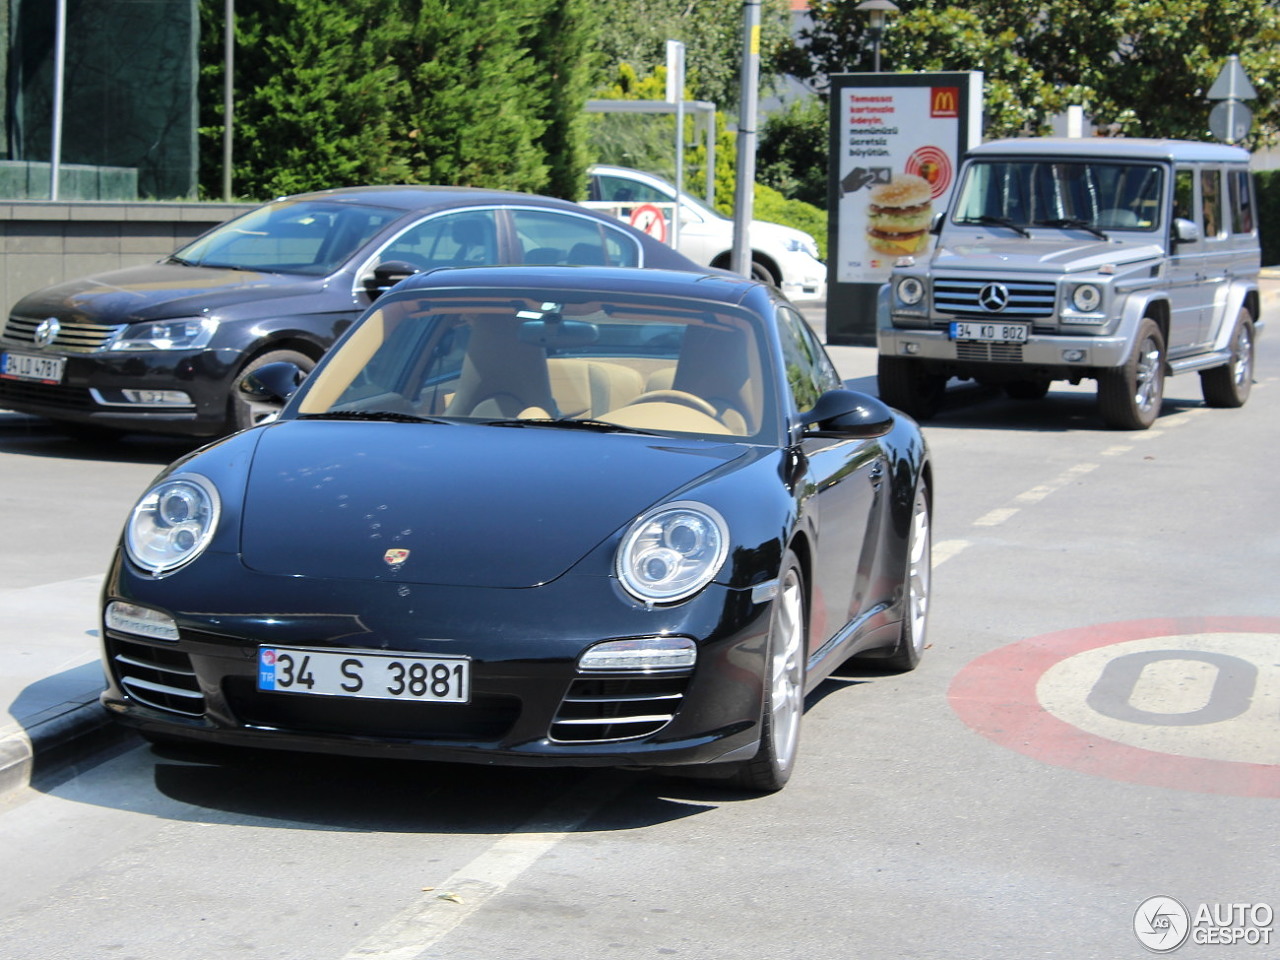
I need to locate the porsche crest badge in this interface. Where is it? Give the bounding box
[383,548,410,566]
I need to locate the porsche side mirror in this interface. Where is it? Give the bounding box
[364,260,421,297]
[802,389,895,438]
[238,361,307,405]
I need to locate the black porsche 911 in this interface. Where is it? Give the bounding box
[99,265,932,792]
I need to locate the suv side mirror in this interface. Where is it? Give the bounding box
[801,389,895,438]
[929,211,945,235]
[1172,217,1201,245]
[363,260,422,298]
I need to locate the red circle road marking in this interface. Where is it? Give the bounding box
[947,617,1280,797]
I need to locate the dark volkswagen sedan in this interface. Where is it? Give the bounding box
[99,266,932,792]
[0,186,701,437]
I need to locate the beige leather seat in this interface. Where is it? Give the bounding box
[444,319,556,418]
[548,359,643,418]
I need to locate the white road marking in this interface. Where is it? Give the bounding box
[342,774,623,960]
[932,539,970,566]
[973,507,1019,527]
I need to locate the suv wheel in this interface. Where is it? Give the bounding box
[1097,318,1165,430]
[1199,309,1254,408]
[877,355,946,420]
[228,349,316,433]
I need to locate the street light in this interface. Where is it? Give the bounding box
[855,0,899,73]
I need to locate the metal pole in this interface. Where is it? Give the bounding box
[730,0,760,277]
[223,0,235,201]
[50,0,67,200]
[666,41,685,250]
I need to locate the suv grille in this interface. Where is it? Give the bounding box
[3,314,123,352]
[934,279,1057,319]
[550,675,689,743]
[108,636,205,717]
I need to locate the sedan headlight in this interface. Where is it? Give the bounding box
[1070,283,1102,313]
[615,501,728,604]
[125,473,221,576]
[109,317,218,351]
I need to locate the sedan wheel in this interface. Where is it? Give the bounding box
[884,485,931,671]
[732,552,806,792]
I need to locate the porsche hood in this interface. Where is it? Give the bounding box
[237,420,752,588]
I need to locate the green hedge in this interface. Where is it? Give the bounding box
[1257,170,1280,266]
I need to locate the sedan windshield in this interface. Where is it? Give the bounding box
[952,160,1165,232]
[172,199,404,275]
[294,288,778,442]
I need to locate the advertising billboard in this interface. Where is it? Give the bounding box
[826,72,982,344]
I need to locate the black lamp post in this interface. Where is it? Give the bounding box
[855,0,900,72]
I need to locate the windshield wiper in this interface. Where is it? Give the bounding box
[954,215,1031,238]
[1034,218,1109,240]
[299,410,450,424]
[479,417,653,435]
[165,255,197,266]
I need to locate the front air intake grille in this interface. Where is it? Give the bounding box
[934,279,1057,319]
[108,637,205,717]
[0,378,93,410]
[956,342,1025,363]
[3,314,123,352]
[550,675,689,743]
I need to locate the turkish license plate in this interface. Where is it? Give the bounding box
[0,351,65,384]
[257,646,470,703]
[950,321,1029,344]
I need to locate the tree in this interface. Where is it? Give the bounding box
[197,0,604,199]
[784,0,1280,144]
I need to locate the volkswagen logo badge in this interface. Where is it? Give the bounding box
[977,283,1010,312]
[33,317,61,348]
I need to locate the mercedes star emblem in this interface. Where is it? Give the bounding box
[977,283,1010,312]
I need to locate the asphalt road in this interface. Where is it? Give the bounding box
[1,324,1278,960]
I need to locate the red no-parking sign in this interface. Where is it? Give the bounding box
[628,203,667,243]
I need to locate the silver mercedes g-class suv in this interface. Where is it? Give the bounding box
[877,138,1262,429]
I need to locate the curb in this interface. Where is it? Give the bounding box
[0,692,129,803]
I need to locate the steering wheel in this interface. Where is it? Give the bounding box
[628,390,719,418]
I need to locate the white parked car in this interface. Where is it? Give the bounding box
[585,164,827,302]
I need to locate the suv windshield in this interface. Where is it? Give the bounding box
[952,160,1165,232]
[173,199,403,275]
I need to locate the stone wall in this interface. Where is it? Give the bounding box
[0,200,253,313]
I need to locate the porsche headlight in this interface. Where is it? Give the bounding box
[616,501,728,603]
[109,317,218,351]
[125,473,221,576]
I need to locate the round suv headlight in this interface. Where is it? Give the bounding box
[125,473,221,576]
[897,277,925,306]
[1071,283,1102,312]
[615,501,729,604]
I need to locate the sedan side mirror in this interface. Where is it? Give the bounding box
[238,361,307,405]
[363,260,422,297]
[801,389,895,438]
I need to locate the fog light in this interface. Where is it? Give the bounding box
[121,389,192,406]
[579,637,696,672]
[105,600,179,641]
[1063,349,1086,362]
[902,342,920,355]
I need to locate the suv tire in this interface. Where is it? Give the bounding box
[1199,309,1254,408]
[1097,317,1165,430]
[877,355,945,420]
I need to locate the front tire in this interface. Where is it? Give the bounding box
[877,355,945,420]
[883,484,931,671]
[228,348,315,433]
[1200,309,1254,408]
[1097,317,1165,430]
[731,551,806,793]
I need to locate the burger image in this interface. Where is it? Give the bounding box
[866,174,933,255]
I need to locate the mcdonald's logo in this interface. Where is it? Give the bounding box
[931,87,959,118]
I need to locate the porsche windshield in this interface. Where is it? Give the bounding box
[952,159,1165,232]
[172,199,402,275]
[295,289,777,442]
